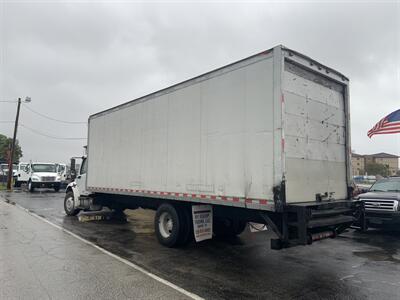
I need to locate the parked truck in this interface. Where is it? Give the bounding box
[26,162,62,192]
[14,162,29,187]
[65,45,362,249]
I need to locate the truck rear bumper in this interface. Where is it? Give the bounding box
[262,199,363,249]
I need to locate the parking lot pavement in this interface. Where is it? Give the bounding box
[2,189,400,299]
[0,199,196,300]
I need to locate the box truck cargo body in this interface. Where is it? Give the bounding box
[66,45,362,249]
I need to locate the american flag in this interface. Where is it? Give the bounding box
[368,109,400,138]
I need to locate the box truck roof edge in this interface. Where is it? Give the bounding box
[88,45,349,121]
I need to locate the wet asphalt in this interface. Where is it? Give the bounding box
[1,188,400,300]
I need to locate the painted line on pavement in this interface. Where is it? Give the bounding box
[2,199,203,300]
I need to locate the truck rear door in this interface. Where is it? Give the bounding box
[283,59,349,203]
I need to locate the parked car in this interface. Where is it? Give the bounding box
[357,177,400,229]
[26,162,62,192]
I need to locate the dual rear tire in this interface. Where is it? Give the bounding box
[155,203,193,248]
[154,203,247,247]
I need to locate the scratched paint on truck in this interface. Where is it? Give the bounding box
[283,60,348,203]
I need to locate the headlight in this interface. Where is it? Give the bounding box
[31,176,40,181]
[56,176,61,181]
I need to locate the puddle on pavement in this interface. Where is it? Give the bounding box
[353,249,400,263]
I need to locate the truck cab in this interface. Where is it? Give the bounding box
[26,162,62,192]
[14,162,29,187]
[56,163,68,188]
[64,156,92,216]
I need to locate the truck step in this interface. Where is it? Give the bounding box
[311,208,353,218]
[307,215,355,229]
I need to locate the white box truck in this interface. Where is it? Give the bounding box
[65,45,363,249]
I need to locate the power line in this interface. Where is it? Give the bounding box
[20,124,87,140]
[0,100,17,103]
[22,104,87,124]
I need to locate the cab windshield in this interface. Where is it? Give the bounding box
[32,164,56,173]
[369,178,400,192]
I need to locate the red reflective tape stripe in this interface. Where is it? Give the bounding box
[90,188,273,205]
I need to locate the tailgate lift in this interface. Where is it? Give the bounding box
[260,199,365,249]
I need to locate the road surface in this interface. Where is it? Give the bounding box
[1,189,400,299]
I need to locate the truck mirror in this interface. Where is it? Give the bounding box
[70,158,76,180]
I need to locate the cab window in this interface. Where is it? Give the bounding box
[80,159,88,175]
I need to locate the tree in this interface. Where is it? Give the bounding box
[0,134,23,164]
[365,162,390,177]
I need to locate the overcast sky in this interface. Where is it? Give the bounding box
[0,1,399,164]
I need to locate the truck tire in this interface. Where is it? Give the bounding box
[155,203,182,248]
[176,206,193,246]
[213,218,247,237]
[14,180,21,188]
[64,191,80,216]
[28,180,34,193]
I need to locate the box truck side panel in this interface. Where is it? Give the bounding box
[87,56,276,206]
[283,60,348,203]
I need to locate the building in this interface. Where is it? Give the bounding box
[351,152,399,176]
[366,153,399,176]
[351,153,365,176]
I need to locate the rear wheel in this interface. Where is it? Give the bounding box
[64,191,80,216]
[155,203,182,247]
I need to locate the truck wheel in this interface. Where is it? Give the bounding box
[64,191,80,216]
[28,181,34,193]
[176,206,193,246]
[214,218,247,237]
[14,180,21,188]
[155,203,181,248]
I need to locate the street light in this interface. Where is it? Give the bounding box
[6,97,32,190]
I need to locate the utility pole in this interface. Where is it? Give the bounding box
[7,98,21,190]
